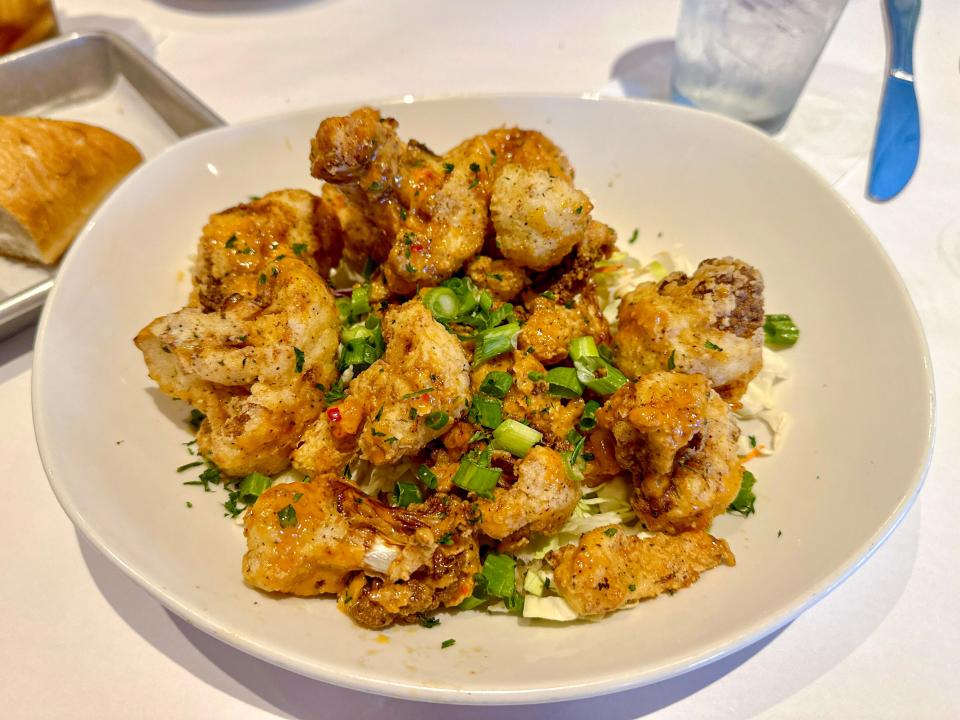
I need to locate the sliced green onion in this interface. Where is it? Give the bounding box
[546,366,584,398]
[335,297,351,323]
[350,284,371,320]
[468,394,502,429]
[423,287,460,320]
[479,371,513,399]
[478,290,493,312]
[277,504,297,528]
[569,335,599,362]
[728,469,757,516]
[566,428,586,465]
[667,349,676,370]
[341,323,374,343]
[579,400,601,431]
[492,419,542,457]
[486,302,516,328]
[574,356,629,395]
[452,458,501,498]
[764,314,800,348]
[238,472,273,502]
[416,464,438,489]
[598,343,616,365]
[425,410,449,430]
[441,638,456,649]
[481,552,517,599]
[472,322,520,366]
[395,480,423,507]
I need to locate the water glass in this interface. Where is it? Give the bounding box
[671,0,849,131]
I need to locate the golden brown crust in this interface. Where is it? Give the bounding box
[0,117,142,263]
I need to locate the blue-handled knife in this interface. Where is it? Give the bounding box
[868,0,921,201]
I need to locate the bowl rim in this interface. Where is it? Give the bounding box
[31,93,936,704]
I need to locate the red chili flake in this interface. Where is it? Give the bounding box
[411,244,424,252]
[327,407,342,423]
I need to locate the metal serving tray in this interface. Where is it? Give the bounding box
[0,30,224,341]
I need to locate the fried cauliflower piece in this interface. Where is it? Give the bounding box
[491,163,592,271]
[243,479,480,627]
[311,107,578,294]
[136,259,340,476]
[465,255,529,302]
[597,372,741,534]
[547,526,735,616]
[293,300,470,476]
[614,257,764,402]
[477,446,579,546]
[518,290,611,365]
[193,189,343,310]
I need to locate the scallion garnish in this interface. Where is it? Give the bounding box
[238,472,273,502]
[441,638,456,649]
[472,323,520,366]
[423,287,460,320]
[492,419,542,457]
[176,461,204,473]
[763,314,800,348]
[349,284,371,320]
[416,464,438,489]
[394,480,423,507]
[294,347,305,373]
[579,400,601,431]
[468,394,502,429]
[569,336,629,395]
[569,335,599,362]
[546,366,584,398]
[479,371,513,399]
[452,458,501,498]
[425,410,449,431]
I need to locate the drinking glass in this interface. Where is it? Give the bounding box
[671,0,848,131]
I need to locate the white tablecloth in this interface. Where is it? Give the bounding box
[3,1,958,717]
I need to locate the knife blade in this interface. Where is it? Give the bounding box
[867,0,921,202]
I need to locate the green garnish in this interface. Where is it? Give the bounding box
[579,400,601,432]
[704,340,723,352]
[604,527,618,537]
[277,504,298,527]
[527,371,545,382]
[472,323,520,367]
[492,419,542,458]
[294,347,305,373]
[628,228,638,244]
[443,163,454,174]
[763,314,800,347]
[478,371,513,399]
[176,461,204,473]
[575,205,583,214]
[748,435,757,448]
[238,472,273,502]
[293,492,303,502]
[258,273,266,285]
[401,387,435,400]
[667,349,676,370]
[225,235,237,249]
[438,533,453,545]
[728,469,757,516]
[368,181,382,192]
[441,638,456,649]
[452,457,501,498]
[418,614,440,628]
[546,366,583,399]
[469,162,480,173]
[394,480,423,508]
[292,242,307,256]
[188,408,206,430]
[425,410,449,430]
[416,464,438,489]
[324,379,346,403]
[468,394,502,429]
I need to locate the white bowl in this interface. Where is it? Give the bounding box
[32,96,934,704]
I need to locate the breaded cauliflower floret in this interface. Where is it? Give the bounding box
[465,255,529,302]
[243,479,480,628]
[194,189,342,310]
[548,526,735,616]
[614,257,764,402]
[136,259,340,476]
[597,372,741,534]
[477,446,579,546]
[491,163,592,271]
[294,300,470,475]
[518,290,611,365]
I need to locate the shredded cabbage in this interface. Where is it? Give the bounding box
[522,596,579,622]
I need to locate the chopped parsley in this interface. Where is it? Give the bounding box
[401,387,435,400]
[294,347,305,373]
[292,242,307,256]
[604,527,618,537]
[443,162,455,174]
[704,340,723,352]
[441,638,456,649]
[418,614,441,628]
[225,235,237,249]
[277,504,298,528]
[667,349,676,371]
[575,205,583,214]
[628,228,638,244]
[176,461,204,473]
[187,408,206,430]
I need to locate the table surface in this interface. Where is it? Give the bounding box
[3,1,959,717]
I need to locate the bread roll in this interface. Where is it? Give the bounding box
[0,117,143,264]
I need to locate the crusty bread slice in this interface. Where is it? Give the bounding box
[0,117,143,264]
